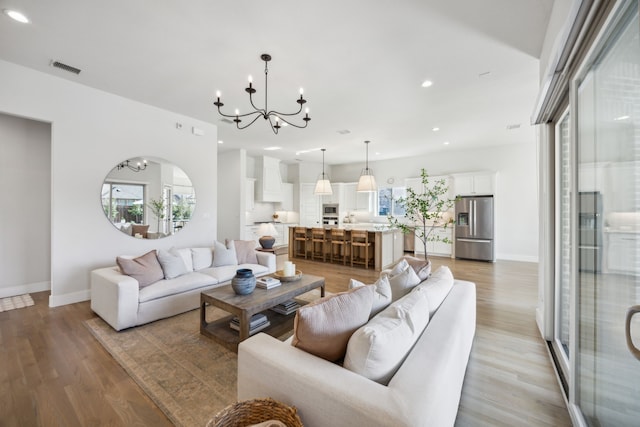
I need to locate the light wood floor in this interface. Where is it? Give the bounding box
[0,256,571,426]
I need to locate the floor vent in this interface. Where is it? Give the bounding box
[51,60,82,75]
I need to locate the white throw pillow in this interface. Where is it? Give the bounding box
[385,262,421,301]
[344,289,430,385]
[157,248,189,279]
[192,247,214,270]
[174,248,194,271]
[349,276,392,318]
[211,241,237,267]
[414,266,455,317]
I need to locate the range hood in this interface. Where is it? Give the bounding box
[256,156,283,202]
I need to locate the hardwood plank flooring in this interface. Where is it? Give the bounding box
[0,256,571,426]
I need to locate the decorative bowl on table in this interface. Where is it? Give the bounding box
[273,270,302,282]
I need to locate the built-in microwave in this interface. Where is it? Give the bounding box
[323,203,339,215]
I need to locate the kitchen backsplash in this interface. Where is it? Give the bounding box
[246,202,299,224]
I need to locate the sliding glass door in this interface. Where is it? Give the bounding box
[573,2,640,424]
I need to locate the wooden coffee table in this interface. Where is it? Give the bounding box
[200,274,325,352]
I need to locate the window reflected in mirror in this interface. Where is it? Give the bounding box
[101,157,196,239]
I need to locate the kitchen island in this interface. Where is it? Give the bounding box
[288,226,404,271]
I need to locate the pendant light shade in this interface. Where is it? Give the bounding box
[357,140,377,192]
[314,148,333,195]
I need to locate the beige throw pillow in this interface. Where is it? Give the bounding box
[116,250,164,288]
[292,285,374,362]
[402,255,432,281]
[232,240,259,264]
[385,261,421,301]
[212,240,238,267]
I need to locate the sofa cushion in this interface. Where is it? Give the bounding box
[138,272,218,303]
[232,240,259,264]
[402,255,432,281]
[385,260,421,301]
[199,263,269,283]
[192,247,213,270]
[343,288,431,385]
[348,275,392,318]
[116,250,164,288]
[131,224,149,238]
[414,266,455,317]
[292,285,374,362]
[157,248,189,279]
[212,240,238,267]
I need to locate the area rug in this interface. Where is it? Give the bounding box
[0,293,34,312]
[85,289,322,427]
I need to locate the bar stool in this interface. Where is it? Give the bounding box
[330,228,349,265]
[293,227,309,259]
[351,230,373,269]
[310,228,328,262]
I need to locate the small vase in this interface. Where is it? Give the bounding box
[231,269,256,295]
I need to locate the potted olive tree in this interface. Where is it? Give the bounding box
[388,169,457,260]
[147,197,166,233]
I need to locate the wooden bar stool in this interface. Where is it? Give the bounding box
[351,230,373,269]
[293,227,309,259]
[330,228,349,265]
[310,228,328,262]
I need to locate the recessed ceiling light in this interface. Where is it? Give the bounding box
[218,140,224,144]
[614,115,630,121]
[432,127,440,132]
[264,146,282,151]
[337,129,351,135]
[421,80,433,88]
[506,124,521,130]
[375,152,381,156]
[3,9,29,23]
[443,141,450,145]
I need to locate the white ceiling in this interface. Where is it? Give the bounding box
[0,0,553,165]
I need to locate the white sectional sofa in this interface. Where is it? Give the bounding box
[91,246,276,331]
[238,272,476,427]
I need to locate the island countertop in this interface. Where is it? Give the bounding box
[288,226,403,271]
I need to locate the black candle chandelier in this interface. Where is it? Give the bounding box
[117,159,147,172]
[214,53,310,135]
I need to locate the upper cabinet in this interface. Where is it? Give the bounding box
[278,182,294,211]
[452,172,496,196]
[343,182,372,212]
[256,156,283,202]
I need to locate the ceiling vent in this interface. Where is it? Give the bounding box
[506,124,521,130]
[51,60,81,75]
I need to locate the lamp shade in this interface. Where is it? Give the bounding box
[314,178,333,195]
[258,223,278,237]
[356,170,377,192]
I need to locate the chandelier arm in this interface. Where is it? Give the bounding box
[247,90,268,117]
[218,104,267,119]
[236,114,264,130]
[268,104,304,117]
[276,116,309,129]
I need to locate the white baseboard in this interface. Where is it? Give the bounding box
[0,281,50,298]
[496,253,539,263]
[49,289,90,307]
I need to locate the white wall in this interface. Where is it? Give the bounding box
[331,142,539,262]
[0,113,51,297]
[217,149,246,240]
[0,59,218,306]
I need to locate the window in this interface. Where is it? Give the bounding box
[101,182,145,224]
[377,187,406,217]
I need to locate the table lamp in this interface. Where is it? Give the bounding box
[258,223,278,249]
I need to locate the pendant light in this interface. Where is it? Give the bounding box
[356,140,377,192]
[314,148,333,195]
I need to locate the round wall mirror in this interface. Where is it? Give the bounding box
[101,156,196,239]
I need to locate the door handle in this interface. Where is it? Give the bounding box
[625,305,640,361]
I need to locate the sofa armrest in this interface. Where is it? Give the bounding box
[238,334,405,427]
[255,251,276,273]
[90,267,140,331]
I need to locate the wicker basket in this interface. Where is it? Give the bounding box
[209,398,303,427]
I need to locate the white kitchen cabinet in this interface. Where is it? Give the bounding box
[605,232,638,274]
[453,172,495,196]
[299,183,321,227]
[246,178,255,211]
[343,182,372,212]
[322,183,343,205]
[244,225,260,242]
[377,229,405,270]
[256,156,283,202]
[278,182,294,211]
[414,227,453,257]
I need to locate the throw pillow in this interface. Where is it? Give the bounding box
[402,255,432,281]
[292,285,374,362]
[191,247,214,270]
[349,275,392,318]
[386,262,421,301]
[212,240,238,267]
[120,223,133,236]
[232,240,259,264]
[116,250,164,288]
[344,288,430,385]
[131,224,150,238]
[389,258,410,276]
[415,266,455,317]
[157,248,189,279]
[174,248,194,271]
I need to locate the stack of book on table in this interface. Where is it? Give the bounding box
[229,313,271,335]
[256,276,281,289]
[270,299,300,315]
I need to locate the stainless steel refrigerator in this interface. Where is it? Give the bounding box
[455,195,495,261]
